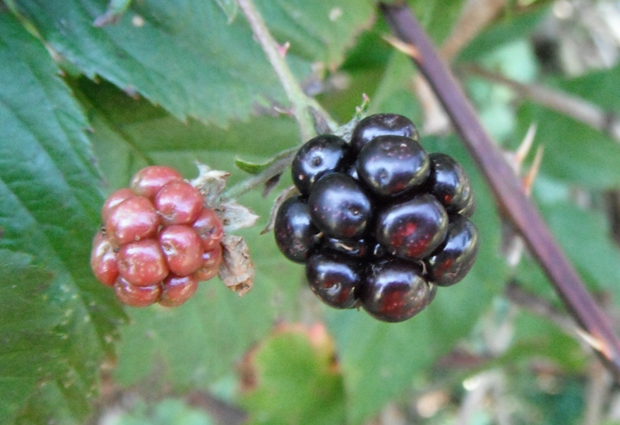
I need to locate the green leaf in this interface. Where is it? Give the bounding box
[516,102,620,189]
[115,398,215,425]
[367,51,421,120]
[72,79,306,391]
[113,189,305,391]
[512,190,620,340]
[0,250,56,423]
[93,0,133,27]
[458,5,549,61]
[14,0,373,126]
[239,326,346,425]
[327,138,508,424]
[513,65,620,189]
[253,0,374,67]
[541,201,620,299]
[408,0,467,44]
[213,0,239,24]
[72,77,300,190]
[321,21,423,127]
[511,311,586,372]
[0,14,126,424]
[554,63,620,111]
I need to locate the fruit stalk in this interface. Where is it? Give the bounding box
[221,147,297,201]
[380,2,620,379]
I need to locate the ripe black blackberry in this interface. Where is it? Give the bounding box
[274,113,479,323]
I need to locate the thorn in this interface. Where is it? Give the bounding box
[273,106,294,116]
[123,85,139,99]
[355,94,370,116]
[382,35,421,60]
[576,328,611,359]
[262,174,281,198]
[515,123,537,166]
[419,260,427,275]
[522,145,544,196]
[276,41,290,58]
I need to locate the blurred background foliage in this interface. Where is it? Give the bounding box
[2,0,620,424]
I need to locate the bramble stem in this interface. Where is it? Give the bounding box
[225,0,339,199]
[380,2,620,380]
[237,0,316,142]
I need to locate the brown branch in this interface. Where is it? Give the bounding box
[505,281,577,336]
[462,64,620,142]
[380,2,620,381]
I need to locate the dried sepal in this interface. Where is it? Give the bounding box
[334,94,370,143]
[189,163,257,296]
[218,234,254,296]
[190,162,259,232]
[216,200,260,233]
[262,174,282,198]
[190,162,231,208]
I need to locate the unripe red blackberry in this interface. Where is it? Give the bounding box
[155,180,204,225]
[90,232,118,286]
[159,274,199,307]
[193,244,223,282]
[114,276,162,307]
[117,239,169,287]
[105,196,161,246]
[193,207,224,250]
[91,165,229,308]
[130,165,183,199]
[101,188,136,222]
[159,225,203,276]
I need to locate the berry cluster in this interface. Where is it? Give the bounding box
[274,114,479,323]
[90,166,224,307]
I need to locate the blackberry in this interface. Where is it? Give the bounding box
[359,258,434,323]
[356,135,430,198]
[308,173,372,240]
[351,113,419,153]
[274,196,319,263]
[306,251,363,309]
[426,153,473,214]
[374,194,449,261]
[91,165,225,308]
[425,215,479,286]
[321,237,371,258]
[291,134,353,196]
[273,113,479,323]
